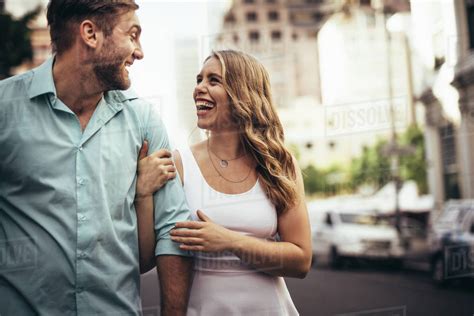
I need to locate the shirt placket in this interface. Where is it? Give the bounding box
[75,141,89,314]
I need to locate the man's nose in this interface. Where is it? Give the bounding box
[133,42,144,60]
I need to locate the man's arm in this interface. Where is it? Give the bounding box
[141,103,194,313]
[156,255,194,316]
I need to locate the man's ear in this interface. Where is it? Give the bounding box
[79,20,102,49]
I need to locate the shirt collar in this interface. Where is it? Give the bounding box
[28,56,56,99]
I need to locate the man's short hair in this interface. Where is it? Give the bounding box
[47,0,139,54]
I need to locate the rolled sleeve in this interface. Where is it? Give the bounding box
[144,104,192,257]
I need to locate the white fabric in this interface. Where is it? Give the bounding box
[178,146,299,316]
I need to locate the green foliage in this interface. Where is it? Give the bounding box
[0,7,41,79]
[349,140,391,190]
[302,125,428,197]
[302,164,348,197]
[399,125,428,194]
[348,125,428,194]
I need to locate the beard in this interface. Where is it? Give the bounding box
[92,44,130,91]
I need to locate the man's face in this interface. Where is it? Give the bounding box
[92,10,144,91]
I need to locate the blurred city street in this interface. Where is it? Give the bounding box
[287,265,474,316]
[141,264,474,316]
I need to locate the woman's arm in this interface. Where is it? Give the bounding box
[135,141,177,273]
[171,157,312,278]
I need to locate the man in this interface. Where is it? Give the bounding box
[0,1,192,315]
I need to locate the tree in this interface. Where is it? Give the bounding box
[0,6,41,79]
[349,139,391,190]
[399,125,428,194]
[349,126,428,194]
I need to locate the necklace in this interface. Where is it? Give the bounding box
[207,138,246,168]
[207,141,253,183]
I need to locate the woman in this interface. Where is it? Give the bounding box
[137,50,312,315]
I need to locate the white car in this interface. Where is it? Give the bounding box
[311,208,404,268]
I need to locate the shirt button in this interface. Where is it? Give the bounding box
[78,146,83,151]
[78,214,86,221]
[77,287,83,293]
[77,178,84,186]
[78,252,86,259]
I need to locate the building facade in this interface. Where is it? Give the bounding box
[212,0,339,108]
[451,0,474,200]
[411,0,474,205]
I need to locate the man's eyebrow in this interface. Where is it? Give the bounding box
[128,25,142,34]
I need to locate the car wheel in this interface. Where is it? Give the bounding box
[329,246,342,269]
[432,255,447,286]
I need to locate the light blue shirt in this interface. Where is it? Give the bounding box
[0,57,191,315]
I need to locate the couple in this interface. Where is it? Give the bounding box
[0,1,311,315]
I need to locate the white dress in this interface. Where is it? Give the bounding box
[178,146,299,316]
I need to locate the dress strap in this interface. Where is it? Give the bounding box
[176,146,203,216]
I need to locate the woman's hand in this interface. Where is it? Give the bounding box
[170,210,241,252]
[136,140,177,199]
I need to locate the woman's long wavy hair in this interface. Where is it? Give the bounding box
[209,50,298,214]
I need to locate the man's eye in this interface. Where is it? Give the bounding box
[196,78,202,84]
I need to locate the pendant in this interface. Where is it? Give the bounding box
[219,160,229,168]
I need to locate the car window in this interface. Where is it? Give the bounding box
[325,213,333,226]
[339,213,389,226]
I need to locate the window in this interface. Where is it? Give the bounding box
[467,1,474,49]
[325,213,333,226]
[224,13,236,24]
[268,11,279,21]
[271,30,282,41]
[312,12,323,22]
[249,31,260,42]
[440,124,461,199]
[246,12,258,22]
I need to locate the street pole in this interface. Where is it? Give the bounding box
[383,9,402,235]
[402,32,417,126]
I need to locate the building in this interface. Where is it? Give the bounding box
[410,0,474,205]
[211,0,339,109]
[451,0,474,200]
[314,1,414,168]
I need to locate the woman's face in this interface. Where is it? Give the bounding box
[193,57,236,132]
